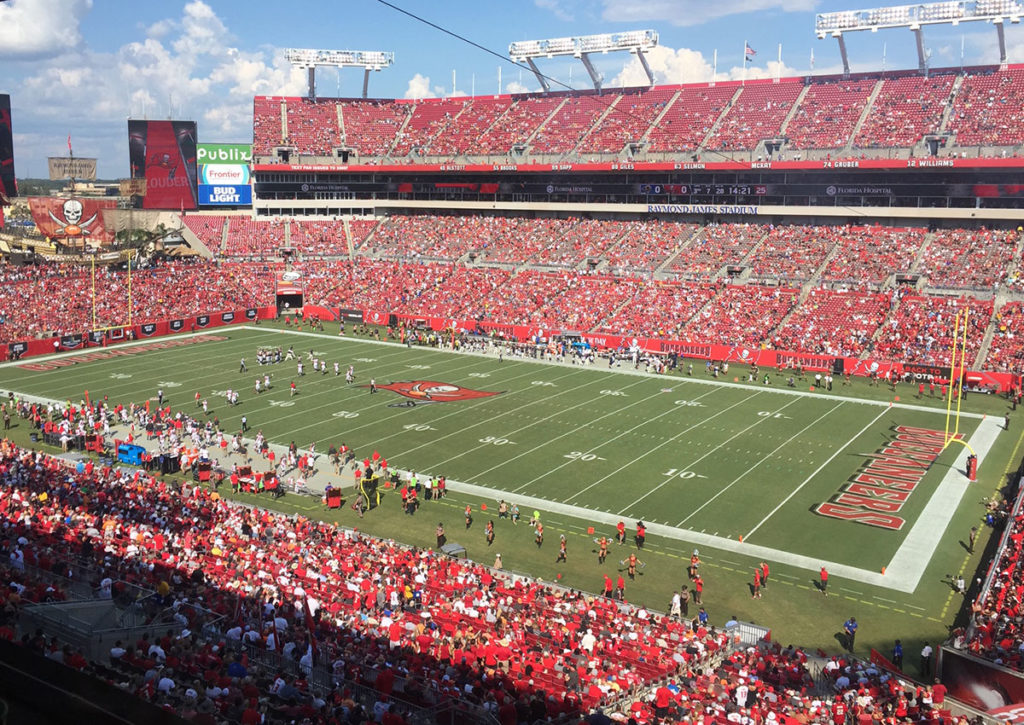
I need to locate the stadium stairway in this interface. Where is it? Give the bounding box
[936,74,967,136]
[777,83,811,139]
[567,93,622,160]
[695,87,743,156]
[341,217,355,259]
[382,108,414,160]
[653,225,705,279]
[731,226,773,277]
[974,292,1008,368]
[336,104,345,146]
[178,216,224,258]
[279,100,288,144]
[841,79,886,157]
[523,96,569,154]
[637,88,682,151]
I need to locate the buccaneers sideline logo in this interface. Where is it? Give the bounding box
[368,380,502,407]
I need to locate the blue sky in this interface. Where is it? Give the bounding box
[1,0,1022,178]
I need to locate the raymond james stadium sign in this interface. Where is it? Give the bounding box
[648,204,759,215]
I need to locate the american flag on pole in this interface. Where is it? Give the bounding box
[745,43,757,60]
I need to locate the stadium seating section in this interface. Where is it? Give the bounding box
[253,66,1024,160]
[7,215,1024,373]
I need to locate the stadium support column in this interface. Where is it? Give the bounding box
[579,53,603,93]
[834,33,850,77]
[913,26,927,72]
[634,48,655,87]
[362,68,371,98]
[525,58,550,93]
[995,18,1007,66]
[307,67,316,101]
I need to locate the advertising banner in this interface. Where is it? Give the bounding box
[197,143,251,208]
[0,94,15,199]
[198,184,252,206]
[28,197,116,243]
[119,178,147,197]
[48,157,98,180]
[245,308,258,320]
[340,308,365,323]
[197,143,251,165]
[60,334,83,350]
[128,120,198,210]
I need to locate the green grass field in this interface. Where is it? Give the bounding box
[1,321,1020,672]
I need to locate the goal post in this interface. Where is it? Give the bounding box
[943,306,977,458]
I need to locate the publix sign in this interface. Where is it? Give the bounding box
[197,143,252,164]
[197,142,252,207]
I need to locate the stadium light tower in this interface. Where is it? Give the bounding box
[816,1,1022,76]
[509,30,659,93]
[285,48,395,100]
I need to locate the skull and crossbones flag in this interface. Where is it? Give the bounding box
[28,196,117,242]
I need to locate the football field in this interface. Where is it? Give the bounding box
[0,324,1005,598]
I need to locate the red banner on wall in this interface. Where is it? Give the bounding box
[28,197,116,243]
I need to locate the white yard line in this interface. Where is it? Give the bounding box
[615,395,799,513]
[743,406,891,541]
[502,385,725,494]
[677,401,845,527]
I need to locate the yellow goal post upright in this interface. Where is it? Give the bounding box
[944,306,977,458]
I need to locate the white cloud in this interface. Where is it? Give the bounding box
[404,73,433,99]
[504,80,535,95]
[10,0,308,174]
[602,0,817,27]
[535,0,575,22]
[0,0,92,60]
[612,44,805,87]
[612,46,716,86]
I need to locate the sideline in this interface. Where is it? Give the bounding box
[233,326,989,420]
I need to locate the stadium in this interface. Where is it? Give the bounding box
[3,1,1024,723]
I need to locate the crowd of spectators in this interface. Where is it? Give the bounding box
[289,220,348,256]
[253,68,1024,160]
[285,100,342,156]
[427,97,513,158]
[873,294,992,367]
[252,97,285,156]
[0,258,267,344]
[854,74,955,149]
[532,220,628,268]
[390,99,469,158]
[603,221,698,275]
[182,215,227,254]
[705,82,803,151]
[473,95,562,156]
[821,226,927,286]
[529,95,610,156]
[645,85,737,153]
[223,218,287,258]
[579,88,677,155]
[337,100,409,158]
[747,225,838,282]
[596,281,720,340]
[948,68,1024,148]
[668,223,766,279]
[0,436,731,722]
[357,215,498,261]
[681,285,799,348]
[915,227,1019,290]
[983,300,1024,374]
[784,80,875,150]
[774,289,891,358]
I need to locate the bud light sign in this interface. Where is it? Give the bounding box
[198,184,252,206]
